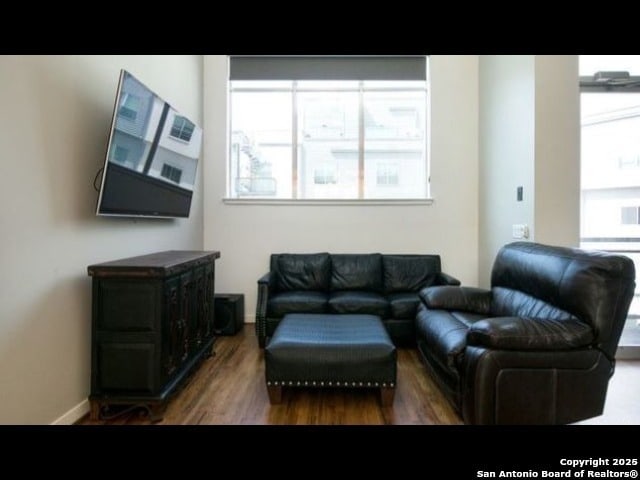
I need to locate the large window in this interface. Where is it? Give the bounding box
[579,55,640,356]
[227,56,429,200]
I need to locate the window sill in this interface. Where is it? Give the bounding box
[222,198,434,206]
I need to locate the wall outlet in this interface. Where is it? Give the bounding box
[512,224,529,239]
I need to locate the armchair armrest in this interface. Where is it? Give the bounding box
[436,272,461,286]
[467,316,594,351]
[256,272,274,348]
[419,286,492,315]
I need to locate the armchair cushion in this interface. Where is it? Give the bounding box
[419,286,492,315]
[276,253,331,292]
[491,242,635,358]
[467,316,595,351]
[330,254,383,292]
[490,287,578,322]
[383,255,441,294]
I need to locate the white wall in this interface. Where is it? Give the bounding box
[479,55,580,287]
[0,55,204,424]
[203,55,479,321]
[479,55,535,286]
[534,55,580,247]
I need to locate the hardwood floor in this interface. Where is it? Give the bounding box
[79,324,640,425]
[79,324,461,425]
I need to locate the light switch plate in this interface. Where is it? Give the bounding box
[512,224,529,239]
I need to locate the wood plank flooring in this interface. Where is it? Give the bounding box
[80,325,461,425]
[79,325,640,425]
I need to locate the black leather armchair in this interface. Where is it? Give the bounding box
[416,242,636,425]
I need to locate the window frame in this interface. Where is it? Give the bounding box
[119,93,139,121]
[225,77,432,205]
[161,163,183,184]
[170,116,195,142]
[112,145,129,164]
[376,161,400,187]
[621,206,640,225]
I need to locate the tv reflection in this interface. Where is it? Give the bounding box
[99,71,203,217]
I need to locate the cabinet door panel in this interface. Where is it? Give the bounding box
[204,262,215,341]
[161,276,182,380]
[98,343,155,393]
[180,270,194,362]
[191,265,206,350]
[98,280,160,331]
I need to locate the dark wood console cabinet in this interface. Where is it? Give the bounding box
[87,250,220,421]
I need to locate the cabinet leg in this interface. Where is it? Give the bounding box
[380,387,395,407]
[267,385,282,404]
[89,400,101,421]
[149,403,167,423]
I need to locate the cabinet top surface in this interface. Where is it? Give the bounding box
[88,250,220,277]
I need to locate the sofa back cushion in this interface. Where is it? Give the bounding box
[491,242,636,358]
[330,254,383,292]
[383,255,441,294]
[272,253,331,292]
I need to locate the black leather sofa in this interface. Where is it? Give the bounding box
[416,242,636,424]
[255,253,460,348]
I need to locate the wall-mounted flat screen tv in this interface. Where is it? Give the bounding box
[96,69,202,218]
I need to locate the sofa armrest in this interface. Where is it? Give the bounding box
[255,272,273,348]
[437,272,461,286]
[258,271,273,287]
[419,286,491,315]
[467,316,594,351]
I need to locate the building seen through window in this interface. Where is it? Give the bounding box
[228,57,429,200]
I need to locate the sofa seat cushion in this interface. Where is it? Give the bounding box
[415,304,485,380]
[276,253,331,292]
[328,291,388,317]
[268,291,327,317]
[388,292,421,319]
[383,255,441,294]
[330,254,383,292]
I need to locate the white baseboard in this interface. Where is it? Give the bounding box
[245,314,255,324]
[51,399,89,425]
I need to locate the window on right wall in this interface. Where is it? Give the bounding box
[227,56,430,201]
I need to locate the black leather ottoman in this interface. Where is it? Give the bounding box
[264,313,397,406]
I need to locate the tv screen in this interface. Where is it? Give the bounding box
[96,70,202,218]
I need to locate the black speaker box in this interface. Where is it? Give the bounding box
[214,294,244,336]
